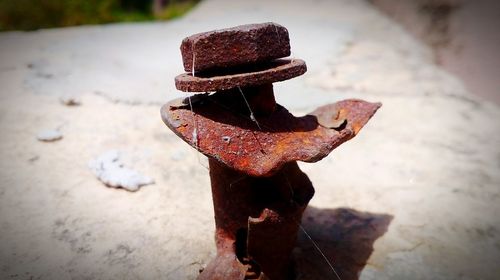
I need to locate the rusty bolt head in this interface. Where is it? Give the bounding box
[181,22,290,74]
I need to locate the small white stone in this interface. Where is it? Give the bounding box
[88,150,154,192]
[36,130,63,142]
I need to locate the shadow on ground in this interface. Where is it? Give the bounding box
[294,207,393,280]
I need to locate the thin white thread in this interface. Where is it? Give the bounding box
[283,174,342,280]
[299,224,342,280]
[191,42,196,77]
[238,86,261,130]
[229,176,247,190]
[225,169,341,279]
[188,95,209,170]
[283,174,295,203]
[188,96,198,148]
[188,45,209,169]
[188,50,208,169]
[192,52,196,77]
[207,97,273,131]
[200,90,339,276]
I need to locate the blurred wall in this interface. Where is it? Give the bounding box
[370,0,500,104]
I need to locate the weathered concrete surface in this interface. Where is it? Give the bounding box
[0,0,499,279]
[370,0,500,105]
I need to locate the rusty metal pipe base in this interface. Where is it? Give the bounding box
[161,22,382,280]
[198,158,315,280]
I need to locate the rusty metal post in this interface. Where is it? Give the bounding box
[161,23,381,279]
[205,158,314,280]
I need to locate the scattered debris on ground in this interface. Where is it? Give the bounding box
[88,150,154,192]
[36,129,63,142]
[59,94,82,106]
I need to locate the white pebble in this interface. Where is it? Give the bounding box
[36,130,63,142]
[88,150,154,192]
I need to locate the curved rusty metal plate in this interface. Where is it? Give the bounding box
[161,94,381,177]
[175,59,306,92]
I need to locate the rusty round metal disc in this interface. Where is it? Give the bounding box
[161,93,381,177]
[174,58,307,92]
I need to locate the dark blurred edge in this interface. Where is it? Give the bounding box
[0,0,201,31]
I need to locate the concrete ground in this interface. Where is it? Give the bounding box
[0,0,499,279]
[370,0,500,105]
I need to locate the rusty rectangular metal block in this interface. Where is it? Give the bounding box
[180,22,290,73]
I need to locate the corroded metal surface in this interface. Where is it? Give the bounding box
[162,22,381,280]
[201,159,314,280]
[161,92,381,177]
[175,59,306,92]
[181,22,290,73]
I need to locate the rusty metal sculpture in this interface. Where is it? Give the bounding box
[161,22,381,280]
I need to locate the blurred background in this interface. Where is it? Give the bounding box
[0,0,200,31]
[1,0,498,104]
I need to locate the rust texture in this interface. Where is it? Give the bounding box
[200,159,314,280]
[175,59,306,92]
[161,89,380,177]
[181,22,290,73]
[161,22,381,279]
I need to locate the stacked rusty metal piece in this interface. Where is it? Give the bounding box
[161,22,381,280]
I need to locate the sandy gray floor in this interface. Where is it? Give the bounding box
[1,0,499,279]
